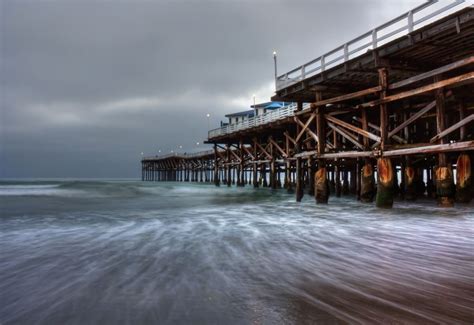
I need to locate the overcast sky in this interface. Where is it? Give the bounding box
[1,0,422,178]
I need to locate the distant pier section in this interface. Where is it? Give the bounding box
[142,0,474,207]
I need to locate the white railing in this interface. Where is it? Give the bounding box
[208,103,312,139]
[276,0,468,91]
[143,149,215,161]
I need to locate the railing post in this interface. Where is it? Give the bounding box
[321,55,326,72]
[408,10,414,33]
[344,43,349,62]
[301,65,306,79]
[372,29,377,49]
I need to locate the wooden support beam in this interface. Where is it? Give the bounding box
[383,141,474,157]
[353,116,406,144]
[389,100,436,139]
[226,144,232,186]
[389,55,474,90]
[325,114,381,142]
[310,86,382,107]
[213,144,220,186]
[216,144,227,151]
[269,137,288,158]
[430,114,474,143]
[327,121,365,150]
[294,117,319,143]
[253,140,259,188]
[294,113,316,143]
[253,139,273,160]
[436,87,447,167]
[314,108,329,201]
[284,132,297,147]
[459,103,466,141]
[294,141,474,159]
[359,71,474,108]
[229,148,241,162]
[242,146,255,160]
[360,108,370,149]
[316,91,326,157]
[378,68,388,150]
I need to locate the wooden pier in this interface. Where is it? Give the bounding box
[142,1,474,207]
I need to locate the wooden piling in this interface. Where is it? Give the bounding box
[360,162,375,203]
[315,167,329,204]
[456,153,472,203]
[376,157,394,208]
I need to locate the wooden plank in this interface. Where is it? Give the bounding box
[389,55,474,90]
[310,86,382,107]
[270,141,474,159]
[294,150,372,159]
[359,71,474,108]
[325,114,381,142]
[383,141,474,156]
[323,151,372,159]
[430,114,474,143]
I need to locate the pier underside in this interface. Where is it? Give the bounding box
[143,6,474,207]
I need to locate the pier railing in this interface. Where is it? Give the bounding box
[143,149,215,161]
[275,0,467,91]
[208,103,311,139]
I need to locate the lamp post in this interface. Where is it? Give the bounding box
[253,94,257,118]
[206,113,211,130]
[273,51,277,81]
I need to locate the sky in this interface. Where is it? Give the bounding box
[1,0,423,178]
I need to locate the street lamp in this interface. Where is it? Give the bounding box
[252,94,257,116]
[206,113,211,130]
[196,142,200,146]
[273,50,278,81]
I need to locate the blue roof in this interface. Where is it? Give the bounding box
[251,101,287,110]
[264,102,285,109]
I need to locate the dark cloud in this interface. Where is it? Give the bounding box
[1,0,420,178]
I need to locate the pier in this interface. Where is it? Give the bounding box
[142,1,474,207]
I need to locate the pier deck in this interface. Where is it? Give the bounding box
[142,1,474,207]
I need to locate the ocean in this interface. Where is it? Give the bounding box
[0,180,473,324]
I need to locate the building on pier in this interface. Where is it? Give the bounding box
[142,0,474,207]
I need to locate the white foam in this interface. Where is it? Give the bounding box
[0,185,77,197]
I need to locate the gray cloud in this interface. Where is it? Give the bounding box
[1,0,420,178]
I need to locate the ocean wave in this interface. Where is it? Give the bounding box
[0,184,87,197]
